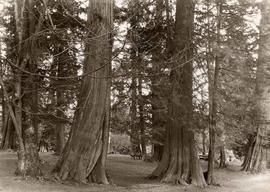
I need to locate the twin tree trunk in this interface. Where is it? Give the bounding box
[53,0,112,184]
[3,0,44,177]
[150,0,206,186]
[243,1,270,172]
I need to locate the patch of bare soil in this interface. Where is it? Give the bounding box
[0,151,269,192]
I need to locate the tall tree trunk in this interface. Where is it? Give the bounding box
[130,68,138,153]
[150,0,206,186]
[54,46,66,155]
[0,42,16,150]
[129,0,141,154]
[151,0,166,161]
[55,91,65,155]
[207,0,222,185]
[243,0,270,172]
[53,0,113,184]
[2,0,44,177]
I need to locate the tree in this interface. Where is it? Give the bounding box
[243,0,270,172]
[207,0,222,185]
[0,0,48,177]
[150,0,168,161]
[149,0,206,186]
[53,0,113,184]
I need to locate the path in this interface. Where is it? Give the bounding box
[0,151,269,192]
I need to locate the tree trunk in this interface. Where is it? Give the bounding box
[150,0,167,160]
[129,0,141,154]
[242,135,255,169]
[219,146,226,168]
[53,0,113,184]
[202,130,206,155]
[152,144,164,161]
[138,76,147,157]
[130,70,139,153]
[55,46,66,155]
[0,114,16,150]
[7,0,43,177]
[55,86,65,155]
[207,0,222,185]
[149,0,206,186]
[243,0,270,173]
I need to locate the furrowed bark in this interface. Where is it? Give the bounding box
[53,0,113,184]
[149,0,206,186]
[243,0,270,173]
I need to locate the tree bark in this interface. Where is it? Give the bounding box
[138,76,147,157]
[53,0,113,184]
[207,0,222,185]
[202,130,206,155]
[149,0,206,186]
[243,1,270,172]
[7,0,43,177]
[129,0,141,154]
[150,0,167,161]
[55,85,65,155]
[0,114,16,150]
[219,146,226,168]
[54,46,66,155]
[130,67,139,153]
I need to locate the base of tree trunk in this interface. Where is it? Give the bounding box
[15,144,42,177]
[149,137,207,187]
[242,134,267,173]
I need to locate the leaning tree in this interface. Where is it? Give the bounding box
[53,0,113,184]
[149,0,206,186]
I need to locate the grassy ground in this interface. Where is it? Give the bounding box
[0,151,269,192]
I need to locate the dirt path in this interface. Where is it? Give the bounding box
[0,152,269,192]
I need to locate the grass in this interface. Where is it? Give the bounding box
[0,151,269,192]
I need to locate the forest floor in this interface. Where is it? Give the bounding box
[0,151,269,192]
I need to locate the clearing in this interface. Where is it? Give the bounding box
[0,151,269,192]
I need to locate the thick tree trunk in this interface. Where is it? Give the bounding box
[53,0,113,184]
[243,0,270,173]
[150,0,206,186]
